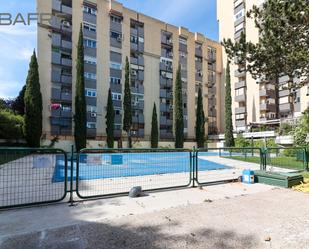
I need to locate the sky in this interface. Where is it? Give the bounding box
[0,0,218,99]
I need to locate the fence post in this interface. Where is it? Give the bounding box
[69,145,74,206]
[304,148,308,171]
[192,147,196,188]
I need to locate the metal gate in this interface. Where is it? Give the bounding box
[0,148,67,209]
[75,148,193,199]
[195,147,263,185]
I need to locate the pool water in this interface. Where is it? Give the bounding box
[53,152,232,182]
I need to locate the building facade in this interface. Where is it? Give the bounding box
[37,0,223,144]
[217,0,309,132]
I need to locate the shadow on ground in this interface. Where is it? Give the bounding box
[0,220,258,249]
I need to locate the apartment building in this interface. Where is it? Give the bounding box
[217,0,309,132]
[37,0,223,144]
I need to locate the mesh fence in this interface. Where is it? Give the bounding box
[195,148,263,184]
[76,149,192,198]
[0,148,67,209]
[264,147,307,172]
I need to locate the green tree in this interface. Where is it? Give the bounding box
[174,65,184,148]
[222,0,309,91]
[293,108,309,147]
[123,56,133,148]
[106,89,115,148]
[224,61,235,147]
[23,51,42,147]
[0,110,24,140]
[151,103,159,148]
[195,87,205,148]
[12,85,26,115]
[74,24,87,151]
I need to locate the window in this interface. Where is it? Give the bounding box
[115,109,122,115]
[110,62,122,70]
[110,31,122,40]
[195,43,202,50]
[195,57,203,63]
[179,37,187,45]
[84,55,97,65]
[87,105,97,113]
[236,114,245,120]
[85,88,97,97]
[234,9,244,21]
[84,39,97,48]
[235,22,244,33]
[83,6,97,15]
[84,72,96,80]
[87,122,96,129]
[62,105,72,112]
[111,15,122,23]
[236,88,244,96]
[112,92,122,101]
[179,51,187,58]
[84,23,96,33]
[130,35,138,44]
[110,77,121,84]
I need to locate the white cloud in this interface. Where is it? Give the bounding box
[0,79,22,99]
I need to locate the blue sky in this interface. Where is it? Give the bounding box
[0,0,218,99]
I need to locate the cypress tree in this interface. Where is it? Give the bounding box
[195,87,205,148]
[224,61,235,147]
[174,65,184,148]
[74,24,87,151]
[106,88,115,148]
[123,56,133,148]
[151,103,158,148]
[23,51,42,147]
[12,85,26,115]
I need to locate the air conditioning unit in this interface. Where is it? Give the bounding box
[168,52,173,57]
[91,113,97,118]
[62,21,71,28]
[167,39,173,44]
[116,36,122,42]
[131,70,137,76]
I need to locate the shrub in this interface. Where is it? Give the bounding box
[0,110,24,140]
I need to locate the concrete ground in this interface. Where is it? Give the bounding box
[1,183,309,249]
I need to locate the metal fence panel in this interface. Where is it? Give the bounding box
[0,148,67,209]
[195,148,263,185]
[264,147,307,172]
[76,149,192,199]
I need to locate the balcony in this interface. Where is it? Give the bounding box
[195,48,202,57]
[235,94,246,102]
[114,114,122,124]
[133,115,145,124]
[260,88,275,97]
[236,120,246,127]
[83,12,96,24]
[52,0,61,11]
[160,62,173,72]
[111,21,122,33]
[131,85,144,94]
[87,128,96,138]
[83,29,96,39]
[130,27,138,36]
[279,103,293,113]
[51,109,72,118]
[62,4,72,15]
[235,106,246,114]
[130,56,144,66]
[112,100,122,108]
[279,89,290,97]
[61,58,72,67]
[260,103,276,112]
[62,40,72,50]
[235,81,246,89]
[51,88,72,102]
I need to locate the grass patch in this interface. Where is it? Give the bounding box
[224,156,306,170]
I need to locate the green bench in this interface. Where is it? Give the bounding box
[254,170,304,188]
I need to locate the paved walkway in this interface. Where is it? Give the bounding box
[1,183,309,248]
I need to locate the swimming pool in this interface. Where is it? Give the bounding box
[53,152,232,182]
